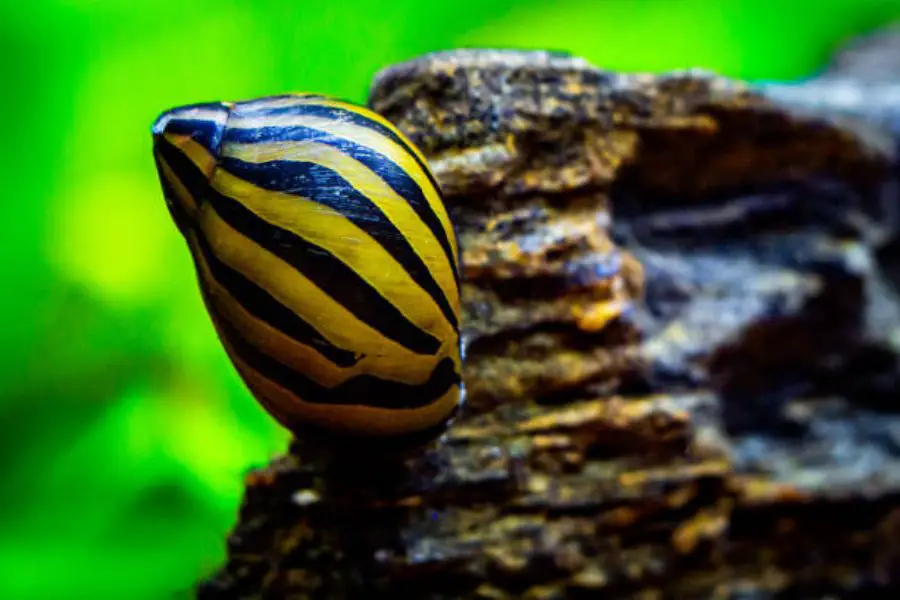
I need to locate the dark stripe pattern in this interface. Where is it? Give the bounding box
[191,231,362,368]
[206,185,445,355]
[224,105,460,284]
[155,135,444,356]
[153,153,192,233]
[205,293,460,409]
[151,101,229,159]
[151,94,463,435]
[154,139,362,367]
[232,101,428,174]
[220,155,459,331]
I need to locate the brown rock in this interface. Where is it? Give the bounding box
[199,40,900,599]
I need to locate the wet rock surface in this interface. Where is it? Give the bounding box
[199,29,900,600]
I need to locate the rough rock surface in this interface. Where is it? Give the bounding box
[198,31,900,600]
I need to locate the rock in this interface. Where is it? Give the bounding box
[759,25,900,137]
[825,24,900,81]
[199,36,900,599]
[755,24,900,336]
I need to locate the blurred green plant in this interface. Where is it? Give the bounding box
[1,0,899,597]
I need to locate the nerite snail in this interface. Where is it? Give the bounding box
[151,93,463,439]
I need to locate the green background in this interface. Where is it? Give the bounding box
[2,1,899,598]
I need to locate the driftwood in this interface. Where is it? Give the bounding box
[198,29,900,600]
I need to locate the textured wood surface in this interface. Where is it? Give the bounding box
[199,31,900,600]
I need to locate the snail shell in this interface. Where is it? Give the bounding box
[151,94,463,437]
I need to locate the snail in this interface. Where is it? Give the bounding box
[151,93,463,440]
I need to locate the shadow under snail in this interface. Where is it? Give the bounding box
[151,93,464,444]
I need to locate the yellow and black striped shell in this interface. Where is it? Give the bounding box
[151,93,462,437]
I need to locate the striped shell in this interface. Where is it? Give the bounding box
[151,94,462,437]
